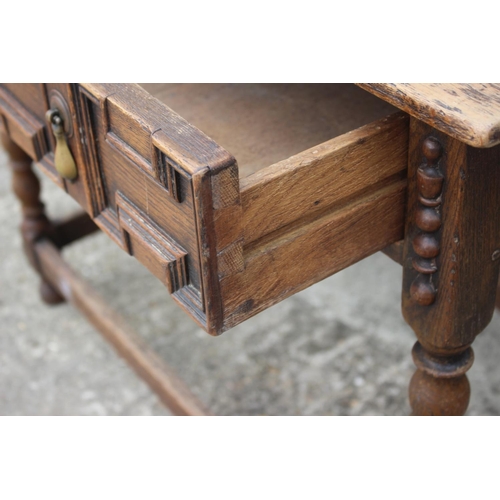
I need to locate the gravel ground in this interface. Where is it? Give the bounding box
[1,146,500,415]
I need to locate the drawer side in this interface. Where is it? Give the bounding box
[218,112,409,331]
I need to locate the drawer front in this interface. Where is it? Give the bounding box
[75,84,242,334]
[0,83,90,212]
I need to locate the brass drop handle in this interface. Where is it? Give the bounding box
[45,108,78,181]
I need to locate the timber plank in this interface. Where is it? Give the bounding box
[358,83,500,148]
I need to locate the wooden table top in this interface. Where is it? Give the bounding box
[358,84,500,148]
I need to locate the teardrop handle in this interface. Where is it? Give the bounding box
[45,109,78,181]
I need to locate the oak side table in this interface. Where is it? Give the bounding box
[1,83,499,416]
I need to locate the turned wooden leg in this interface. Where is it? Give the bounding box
[402,120,500,416]
[1,132,64,305]
[409,342,473,415]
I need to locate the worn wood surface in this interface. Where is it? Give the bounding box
[142,83,397,179]
[241,112,408,244]
[402,117,500,415]
[78,83,238,334]
[214,111,409,329]
[221,179,407,330]
[52,83,217,328]
[358,83,500,148]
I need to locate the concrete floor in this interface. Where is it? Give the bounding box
[1,146,500,415]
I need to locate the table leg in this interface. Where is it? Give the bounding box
[2,132,211,415]
[402,118,500,415]
[1,132,64,305]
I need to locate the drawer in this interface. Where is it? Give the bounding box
[0,84,91,212]
[0,83,409,335]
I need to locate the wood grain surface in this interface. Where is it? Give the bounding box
[241,112,408,244]
[402,118,500,415]
[402,118,500,350]
[358,83,500,148]
[220,179,407,330]
[142,83,397,178]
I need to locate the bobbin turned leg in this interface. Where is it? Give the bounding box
[1,133,64,305]
[402,119,500,416]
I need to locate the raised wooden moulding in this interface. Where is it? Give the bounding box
[0,83,409,334]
